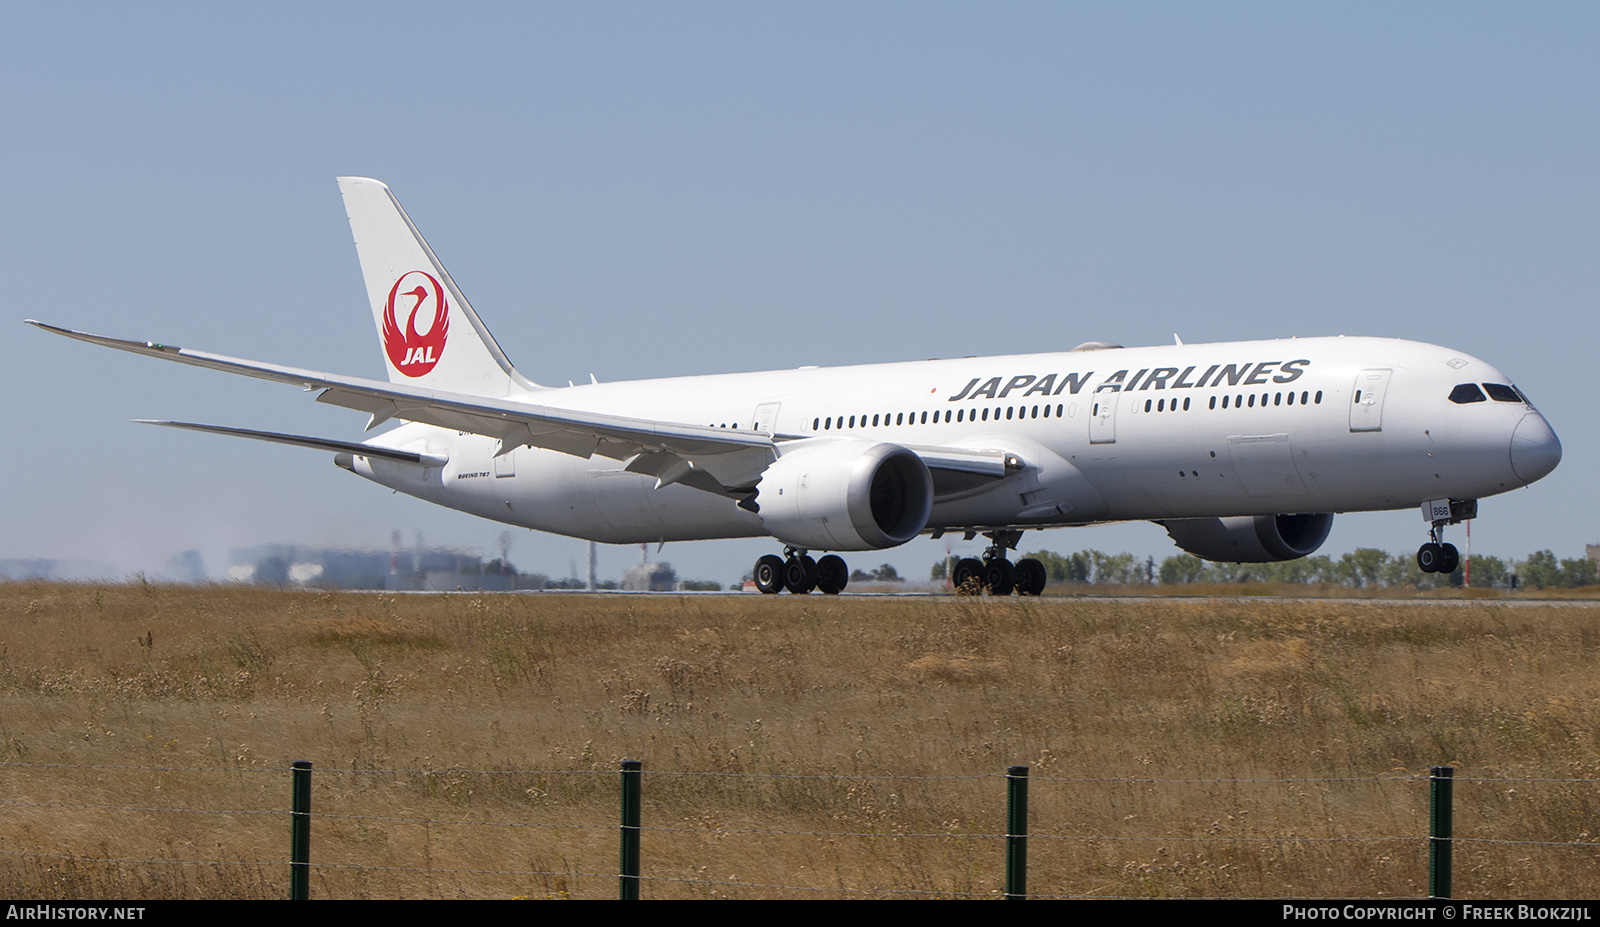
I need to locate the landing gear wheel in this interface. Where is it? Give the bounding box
[952,558,984,593]
[983,559,1016,596]
[1438,543,1460,575]
[783,555,817,595]
[1416,543,1443,574]
[754,554,785,594]
[816,555,848,595]
[1015,558,1047,596]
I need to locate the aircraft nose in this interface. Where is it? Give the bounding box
[1510,413,1561,484]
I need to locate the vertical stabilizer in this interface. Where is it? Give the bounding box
[338,177,541,396]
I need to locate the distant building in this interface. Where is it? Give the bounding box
[0,559,120,581]
[227,543,543,591]
[623,562,678,592]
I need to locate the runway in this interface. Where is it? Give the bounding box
[367,586,1600,606]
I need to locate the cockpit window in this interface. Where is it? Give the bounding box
[1449,383,1487,404]
[1482,383,1522,403]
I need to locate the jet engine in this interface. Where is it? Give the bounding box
[1161,513,1334,563]
[754,440,933,551]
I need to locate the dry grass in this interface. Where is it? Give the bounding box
[1,581,1598,899]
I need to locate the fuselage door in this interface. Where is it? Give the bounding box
[1089,392,1118,445]
[1349,369,1392,433]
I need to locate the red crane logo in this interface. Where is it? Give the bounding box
[382,271,449,377]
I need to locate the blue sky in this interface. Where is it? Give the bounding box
[4,3,1594,584]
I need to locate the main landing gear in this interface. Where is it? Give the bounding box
[950,530,1047,596]
[751,529,1050,597]
[753,549,849,595]
[1417,498,1476,575]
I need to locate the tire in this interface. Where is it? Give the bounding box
[1015,558,1047,596]
[952,558,984,594]
[754,554,785,594]
[784,555,817,595]
[1416,543,1442,574]
[816,555,848,595]
[983,559,1015,596]
[1438,543,1460,575]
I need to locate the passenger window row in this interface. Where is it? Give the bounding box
[712,380,1525,432]
[810,403,1070,432]
[1203,390,1323,411]
[796,388,1326,433]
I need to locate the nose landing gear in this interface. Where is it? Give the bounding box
[1417,499,1475,575]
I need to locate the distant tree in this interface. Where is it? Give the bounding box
[254,556,289,586]
[1519,552,1600,589]
[1465,555,1508,589]
[1336,548,1389,588]
[1563,556,1599,588]
[1273,554,1334,585]
[1518,550,1563,589]
[164,549,206,582]
[1020,551,1088,584]
[952,545,1588,590]
[1159,554,1204,585]
[1091,551,1144,585]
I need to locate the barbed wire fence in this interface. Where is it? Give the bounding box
[3,760,1599,899]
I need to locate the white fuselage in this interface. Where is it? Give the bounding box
[350,335,1559,548]
[37,177,1561,574]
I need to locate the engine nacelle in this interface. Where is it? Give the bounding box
[1161,513,1335,563]
[755,440,933,551]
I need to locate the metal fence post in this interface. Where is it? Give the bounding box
[1430,765,1453,899]
[621,760,642,900]
[1005,765,1029,899]
[290,760,312,901]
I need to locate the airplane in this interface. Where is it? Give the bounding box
[29,177,1562,595]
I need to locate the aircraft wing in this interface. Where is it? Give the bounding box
[30,320,1024,495]
[29,320,777,487]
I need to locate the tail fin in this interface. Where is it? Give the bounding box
[338,177,542,395]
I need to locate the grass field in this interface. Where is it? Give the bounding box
[1,581,1598,899]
